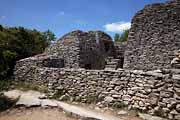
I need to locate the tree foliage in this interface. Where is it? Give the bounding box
[0,25,56,79]
[114,29,129,43]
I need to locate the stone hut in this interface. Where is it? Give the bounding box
[15,30,124,71]
[45,30,116,69]
[124,0,180,70]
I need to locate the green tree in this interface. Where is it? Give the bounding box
[0,25,56,79]
[0,25,3,31]
[114,29,129,43]
[42,30,56,43]
[114,33,120,42]
[120,29,129,42]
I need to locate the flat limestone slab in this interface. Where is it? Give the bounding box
[16,95,41,107]
[41,99,58,107]
[3,90,23,100]
[56,101,121,120]
[3,90,142,120]
[138,113,168,120]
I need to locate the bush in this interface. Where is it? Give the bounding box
[0,25,56,80]
[114,29,129,43]
[0,79,11,92]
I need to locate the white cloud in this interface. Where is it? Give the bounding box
[104,21,131,33]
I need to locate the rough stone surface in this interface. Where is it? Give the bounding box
[15,30,119,72]
[138,113,167,120]
[14,67,180,119]
[13,0,180,119]
[3,90,121,120]
[3,90,23,100]
[16,96,41,107]
[117,110,128,115]
[41,99,58,107]
[124,0,180,70]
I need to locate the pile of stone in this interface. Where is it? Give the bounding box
[171,50,180,68]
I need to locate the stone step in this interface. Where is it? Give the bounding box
[107,56,114,59]
[104,67,116,70]
[106,61,118,65]
[116,55,124,57]
[105,59,111,63]
[105,65,117,69]
[111,59,120,63]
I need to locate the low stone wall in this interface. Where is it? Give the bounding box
[15,67,180,119]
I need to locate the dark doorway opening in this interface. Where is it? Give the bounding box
[119,58,124,68]
[104,42,110,52]
[43,59,65,68]
[84,64,92,69]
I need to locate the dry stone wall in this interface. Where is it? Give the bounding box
[15,67,180,119]
[124,0,180,70]
[45,30,82,68]
[16,30,116,71]
[45,30,115,69]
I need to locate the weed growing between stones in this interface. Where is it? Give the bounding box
[0,79,11,92]
[52,90,66,99]
[112,102,128,109]
[86,95,102,104]
[153,108,165,118]
[14,81,48,93]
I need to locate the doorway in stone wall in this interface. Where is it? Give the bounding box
[43,58,65,68]
[84,64,92,69]
[103,41,110,52]
[102,40,115,57]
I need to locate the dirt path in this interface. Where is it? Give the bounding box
[0,107,142,120]
[0,108,77,120]
[1,90,143,120]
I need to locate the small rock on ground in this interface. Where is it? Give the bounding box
[138,113,168,120]
[117,110,128,115]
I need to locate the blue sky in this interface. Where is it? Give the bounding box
[0,0,168,38]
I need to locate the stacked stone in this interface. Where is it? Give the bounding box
[15,30,116,71]
[171,50,180,68]
[114,42,127,68]
[45,30,82,68]
[124,0,180,70]
[15,65,180,119]
[104,57,121,70]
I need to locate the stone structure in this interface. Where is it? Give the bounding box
[171,50,180,69]
[15,30,125,71]
[14,66,180,119]
[114,42,127,68]
[45,30,117,69]
[124,0,180,70]
[14,0,180,119]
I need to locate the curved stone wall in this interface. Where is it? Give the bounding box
[15,30,116,70]
[124,0,180,70]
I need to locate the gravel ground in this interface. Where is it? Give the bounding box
[0,107,77,120]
